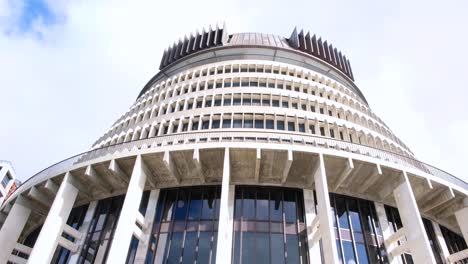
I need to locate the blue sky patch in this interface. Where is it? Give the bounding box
[16,0,58,33]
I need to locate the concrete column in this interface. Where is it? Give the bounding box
[374,202,401,264]
[134,189,160,263]
[455,205,468,243]
[106,155,148,264]
[0,197,32,263]
[393,174,436,264]
[68,201,98,264]
[432,221,450,263]
[215,148,235,264]
[314,153,339,263]
[28,173,79,263]
[303,189,321,262]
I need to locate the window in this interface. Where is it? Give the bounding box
[50,204,89,264]
[214,99,222,106]
[1,173,12,188]
[233,98,242,106]
[262,99,270,106]
[320,127,325,136]
[78,195,126,263]
[298,124,305,132]
[224,98,231,106]
[202,120,210,130]
[255,119,264,129]
[288,122,295,131]
[282,101,288,108]
[233,187,308,264]
[223,119,231,128]
[272,100,280,107]
[192,121,199,131]
[329,193,386,264]
[145,187,220,264]
[277,120,284,130]
[212,120,220,129]
[244,119,253,128]
[252,99,261,106]
[233,119,242,128]
[266,120,274,129]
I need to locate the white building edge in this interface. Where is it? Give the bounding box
[0,25,467,264]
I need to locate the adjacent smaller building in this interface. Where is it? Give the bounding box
[0,161,18,206]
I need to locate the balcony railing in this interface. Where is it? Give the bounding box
[10,130,468,201]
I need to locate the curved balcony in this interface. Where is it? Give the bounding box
[5,130,467,207]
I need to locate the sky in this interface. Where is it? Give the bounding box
[0,0,467,183]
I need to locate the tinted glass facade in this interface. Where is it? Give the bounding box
[145,186,221,264]
[440,225,468,264]
[330,193,386,264]
[78,195,126,264]
[232,186,308,264]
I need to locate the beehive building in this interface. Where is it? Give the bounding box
[1,25,467,264]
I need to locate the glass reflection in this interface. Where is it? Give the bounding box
[233,186,308,264]
[328,193,386,264]
[145,186,220,264]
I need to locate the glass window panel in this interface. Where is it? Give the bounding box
[277,120,285,130]
[222,119,231,128]
[257,190,269,220]
[233,119,242,128]
[270,191,282,222]
[202,188,216,220]
[175,190,189,221]
[182,232,197,264]
[336,240,343,263]
[244,119,253,128]
[266,120,274,129]
[336,196,350,229]
[197,232,212,264]
[286,234,300,264]
[257,233,270,264]
[343,240,357,264]
[188,190,202,220]
[235,190,242,220]
[242,189,255,220]
[356,243,369,264]
[255,120,264,129]
[233,231,241,264]
[284,191,297,223]
[168,232,183,263]
[212,120,220,129]
[348,199,362,232]
[242,232,255,264]
[288,122,295,131]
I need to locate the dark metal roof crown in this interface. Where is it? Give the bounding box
[288,28,354,80]
[157,25,354,81]
[159,24,228,70]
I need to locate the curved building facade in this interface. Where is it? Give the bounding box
[1,25,468,264]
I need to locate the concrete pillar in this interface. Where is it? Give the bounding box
[28,173,79,263]
[68,201,98,264]
[314,153,339,263]
[134,189,160,263]
[215,148,235,264]
[432,221,450,263]
[393,174,436,264]
[106,155,148,264]
[0,197,32,263]
[374,202,401,264]
[303,189,321,262]
[455,205,468,243]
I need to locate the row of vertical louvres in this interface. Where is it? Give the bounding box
[288,28,354,81]
[159,25,226,70]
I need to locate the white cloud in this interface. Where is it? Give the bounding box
[1,0,467,186]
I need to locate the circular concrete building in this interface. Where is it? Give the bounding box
[1,25,467,264]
